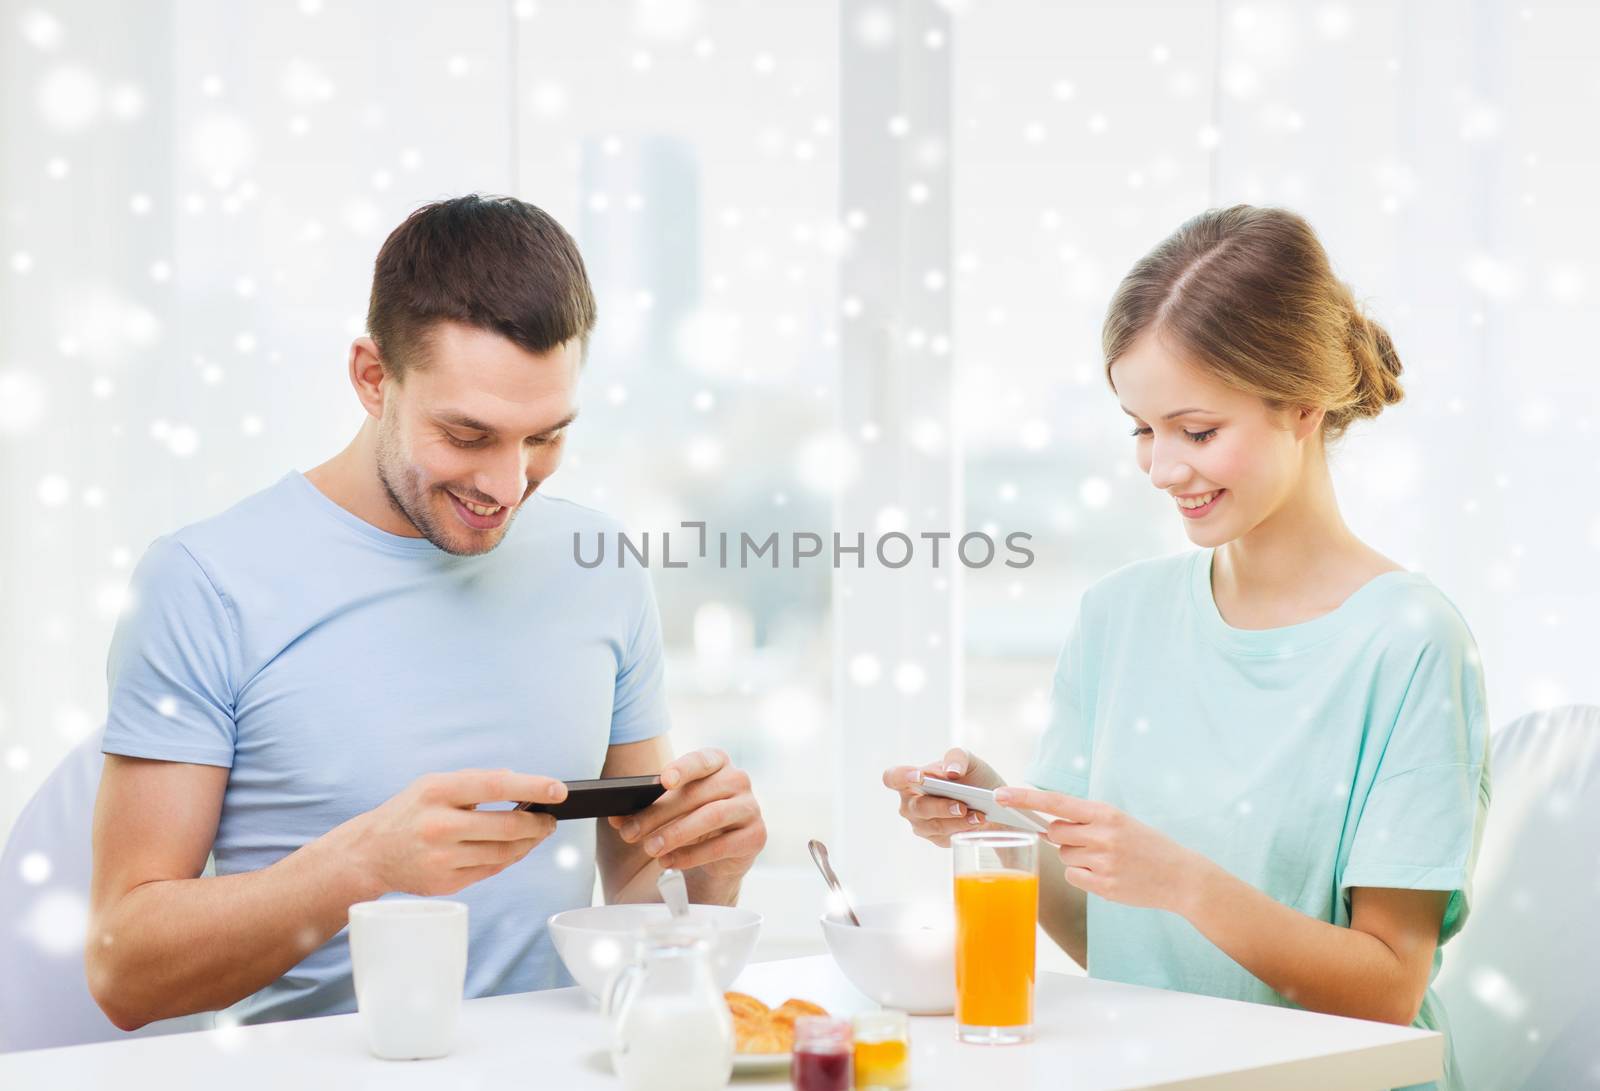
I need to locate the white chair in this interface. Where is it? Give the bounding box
[0,728,214,1052]
[1434,704,1600,1089]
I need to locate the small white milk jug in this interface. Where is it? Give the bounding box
[605,919,734,1091]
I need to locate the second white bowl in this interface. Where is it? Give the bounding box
[820,900,956,1015]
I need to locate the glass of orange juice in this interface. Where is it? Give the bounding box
[951,830,1039,1045]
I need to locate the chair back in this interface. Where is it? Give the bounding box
[1434,704,1600,1089]
[0,729,213,1051]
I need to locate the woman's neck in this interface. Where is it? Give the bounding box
[1211,450,1397,626]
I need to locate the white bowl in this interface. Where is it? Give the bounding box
[820,901,956,1015]
[548,903,762,1001]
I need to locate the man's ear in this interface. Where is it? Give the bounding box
[1294,405,1326,441]
[349,337,390,421]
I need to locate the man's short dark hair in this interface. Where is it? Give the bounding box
[366,194,597,376]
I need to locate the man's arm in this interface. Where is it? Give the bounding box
[87,757,565,1031]
[86,756,383,1030]
[594,738,671,905]
[595,737,765,906]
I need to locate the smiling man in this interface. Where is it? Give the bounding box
[85,195,766,1030]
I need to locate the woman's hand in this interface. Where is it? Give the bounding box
[882,748,1006,848]
[992,786,1210,913]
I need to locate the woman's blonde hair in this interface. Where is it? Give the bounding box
[1102,205,1403,441]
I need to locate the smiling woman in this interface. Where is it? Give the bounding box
[1106,205,1407,557]
[888,204,1491,1091]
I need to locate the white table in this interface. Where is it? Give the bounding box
[0,955,1440,1089]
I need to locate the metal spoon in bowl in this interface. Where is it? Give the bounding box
[657,867,690,919]
[807,839,862,927]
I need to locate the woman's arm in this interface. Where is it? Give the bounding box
[1037,849,1089,970]
[1183,868,1447,1024]
[994,787,1446,1024]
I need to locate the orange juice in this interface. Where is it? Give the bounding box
[853,1037,909,1088]
[954,868,1038,1029]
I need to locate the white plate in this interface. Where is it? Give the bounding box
[732,1051,791,1074]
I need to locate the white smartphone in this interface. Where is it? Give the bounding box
[915,775,1051,835]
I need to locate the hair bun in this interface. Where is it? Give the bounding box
[1347,307,1404,419]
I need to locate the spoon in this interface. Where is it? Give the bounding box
[807,839,862,927]
[657,866,690,919]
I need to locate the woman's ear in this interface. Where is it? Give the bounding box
[1293,405,1326,441]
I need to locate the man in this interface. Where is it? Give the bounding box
[85,195,766,1030]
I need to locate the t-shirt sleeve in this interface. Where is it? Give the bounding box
[102,537,239,768]
[1340,615,1491,944]
[1025,594,1093,796]
[609,570,671,746]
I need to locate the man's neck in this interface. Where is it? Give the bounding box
[303,423,422,539]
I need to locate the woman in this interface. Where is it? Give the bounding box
[885,205,1490,1091]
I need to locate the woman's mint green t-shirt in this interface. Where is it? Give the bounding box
[1025,549,1491,1091]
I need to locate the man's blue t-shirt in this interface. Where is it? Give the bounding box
[101,472,670,1024]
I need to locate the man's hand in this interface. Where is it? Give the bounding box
[343,768,567,897]
[606,748,766,885]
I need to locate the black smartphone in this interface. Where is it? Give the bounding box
[515,775,665,820]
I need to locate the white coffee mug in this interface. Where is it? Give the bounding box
[348,898,469,1060]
